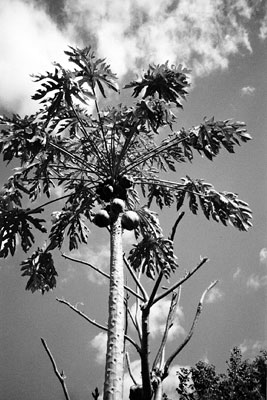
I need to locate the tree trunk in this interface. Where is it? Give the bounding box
[141,307,153,400]
[153,381,163,400]
[103,216,125,400]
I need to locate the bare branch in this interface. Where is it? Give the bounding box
[62,253,144,301]
[145,271,164,311]
[26,193,70,215]
[56,297,107,330]
[163,280,218,378]
[153,257,209,305]
[134,276,143,343]
[127,305,141,341]
[56,298,141,353]
[123,254,149,302]
[152,287,181,370]
[126,352,138,386]
[40,337,71,400]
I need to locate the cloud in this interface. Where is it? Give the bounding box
[130,299,185,341]
[259,248,267,265]
[246,273,267,290]
[233,267,242,280]
[0,0,73,115]
[70,242,110,285]
[0,0,266,117]
[259,3,267,40]
[244,248,267,290]
[90,332,107,364]
[123,360,187,399]
[63,0,261,79]
[241,86,256,96]
[0,0,266,115]
[239,339,267,356]
[205,287,224,303]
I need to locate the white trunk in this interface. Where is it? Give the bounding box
[103,216,125,400]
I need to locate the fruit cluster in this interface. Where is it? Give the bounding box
[93,198,140,231]
[96,175,133,202]
[93,175,139,230]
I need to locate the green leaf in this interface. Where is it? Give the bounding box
[175,177,253,231]
[21,249,57,294]
[0,208,46,258]
[183,118,252,161]
[128,235,178,279]
[125,62,190,107]
[65,46,119,97]
[147,184,174,209]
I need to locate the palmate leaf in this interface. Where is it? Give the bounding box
[135,207,163,239]
[121,115,251,179]
[65,46,119,97]
[128,235,178,279]
[0,208,46,258]
[175,177,253,231]
[20,249,57,294]
[48,211,89,251]
[48,186,92,252]
[0,114,46,164]
[135,98,177,132]
[32,63,95,120]
[125,62,190,107]
[147,184,174,209]
[177,117,252,161]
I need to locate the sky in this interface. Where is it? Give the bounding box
[0,0,266,399]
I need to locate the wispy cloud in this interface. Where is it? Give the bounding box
[259,248,267,265]
[90,332,107,364]
[246,248,267,290]
[233,267,242,280]
[241,86,256,96]
[1,0,266,115]
[64,0,259,78]
[69,242,110,285]
[259,3,267,40]
[0,0,72,115]
[205,287,224,303]
[246,273,267,290]
[239,338,267,356]
[130,299,185,341]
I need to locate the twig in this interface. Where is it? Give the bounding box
[123,254,148,302]
[169,212,185,241]
[61,253,144,301]
[145,270,164,310]
[40,337,71,400]
[126,352,138,386]
[153,257,209,305]
[57,298,108,331]
[26,193,71,215]
[152,287,181,371]
[56,298,141,353]
[162,280,218,379]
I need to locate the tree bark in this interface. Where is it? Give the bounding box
[141,307,153,400]
[103,216,125,400]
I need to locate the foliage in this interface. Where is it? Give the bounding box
[0,46,253,293]
[177,347,267,400]
[0,44,254,400]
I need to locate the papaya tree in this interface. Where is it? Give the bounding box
[0,46,252,400]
